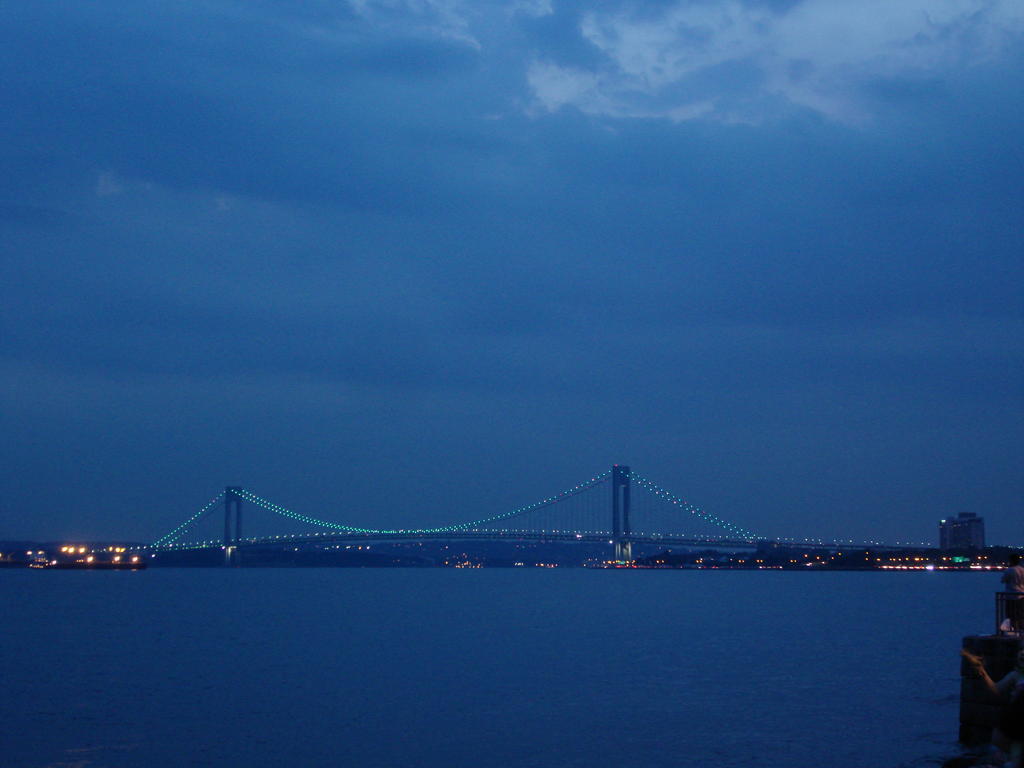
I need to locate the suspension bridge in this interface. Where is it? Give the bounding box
[147,465,919,565]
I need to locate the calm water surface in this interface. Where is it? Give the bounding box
[1,569,996,767]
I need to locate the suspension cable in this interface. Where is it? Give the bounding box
[628,471,757,540]
[151,492,226,546]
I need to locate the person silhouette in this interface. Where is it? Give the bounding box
[1002,554,1024,634]
[961,643,1024,768]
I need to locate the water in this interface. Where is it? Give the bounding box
[1,569,995,768]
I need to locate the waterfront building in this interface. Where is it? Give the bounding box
[939,512,985,549]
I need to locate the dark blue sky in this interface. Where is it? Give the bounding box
[1,0,1021,545]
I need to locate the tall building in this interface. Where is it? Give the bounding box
[939,512,985,549]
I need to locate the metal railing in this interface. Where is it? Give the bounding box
[996,591,1023,636]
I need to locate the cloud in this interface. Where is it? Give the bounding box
[0,0,1021,542]
[344,0,482,47]
[527,0,1024,122]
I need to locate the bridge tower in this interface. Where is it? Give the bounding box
[612,465,632,561]
[224,486,243,566]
